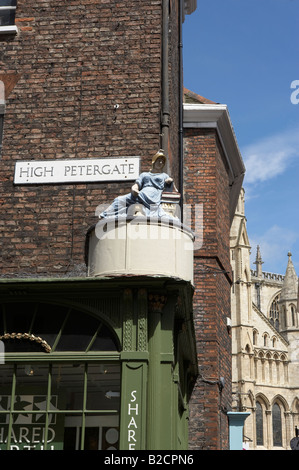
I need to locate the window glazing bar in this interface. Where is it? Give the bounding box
[0,409,119,415]
[80,363,88,450]
[2,304,7,334]
[43,364,52,450]
[28,304,39,334]
[51,308,72,352]
[85,323,103,352]
[6,364,17,450]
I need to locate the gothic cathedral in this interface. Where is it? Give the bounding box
[230,189,299,450]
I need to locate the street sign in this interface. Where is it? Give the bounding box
[14,157,140,185]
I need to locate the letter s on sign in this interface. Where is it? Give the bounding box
[130,390,137,402]
[290,80,299,104]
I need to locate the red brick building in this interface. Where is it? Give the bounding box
[0,0,185,278]
[183,89,245,449]
[0,1,245,450]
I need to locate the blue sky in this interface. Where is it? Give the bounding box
[183,0,299,276]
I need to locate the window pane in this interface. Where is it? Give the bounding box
[2,337,50,353]
[15,363,49,396]
[51,364,85,411]
[0,9,15,27]
[4,302,34,333]
[90,324,119,351]
[0,364,14,414]
[32,304,67,349]
[102,426,119,450]
[81,426,99,450]
[86,363,120,411]
[64,420,119,450]
[63,427,77,450]
[0,1,17,6]
[55,310,100,351]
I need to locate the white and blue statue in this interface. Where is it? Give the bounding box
[99,150,177,219]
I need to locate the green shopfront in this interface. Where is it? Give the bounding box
[0,276,197,451]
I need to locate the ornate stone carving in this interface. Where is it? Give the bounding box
[148,293,167,313]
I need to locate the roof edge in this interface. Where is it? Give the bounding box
[183,102,246,223]
[183,87,217,105]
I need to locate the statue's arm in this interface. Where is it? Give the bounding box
[164,176,179,192]
[165,177,173,185]
[131,182,140,197]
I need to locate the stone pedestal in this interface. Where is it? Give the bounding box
[86,217,194,284]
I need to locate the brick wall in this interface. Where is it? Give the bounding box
[0,0,181,278]
[184,128,232,450]
[168,0,181,183]
[0,0,235,451]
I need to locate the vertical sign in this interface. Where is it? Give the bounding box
[127,390,139,450]
[120,362,146,450]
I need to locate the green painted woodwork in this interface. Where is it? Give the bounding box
[0,276,197,450]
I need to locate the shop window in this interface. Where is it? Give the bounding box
[0,302,121,450]
[0,302,120,353]
[0,362,120,450]
[0,0,17,34]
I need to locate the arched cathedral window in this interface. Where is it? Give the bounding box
[272,403,282,447]
[269,294,280,331]
[253,330,257,346]
[291,305,296,327]
[256,402,264,446]
[263,333,269,347]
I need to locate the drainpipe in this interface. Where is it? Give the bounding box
[178,0,184,221]
[0,81,5,157]
[161,0,170,165]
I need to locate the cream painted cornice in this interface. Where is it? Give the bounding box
[183,103,246,222]
[183,103,245,182]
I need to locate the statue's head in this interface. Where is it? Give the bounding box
[151,149,166,171]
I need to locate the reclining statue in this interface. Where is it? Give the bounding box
[99,150,178,219]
